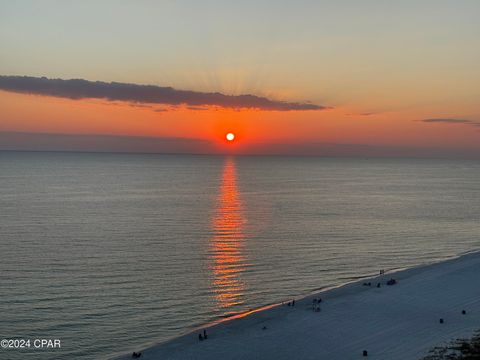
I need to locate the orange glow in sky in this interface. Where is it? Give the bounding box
[0,1,479,157]
[1,89,479,156]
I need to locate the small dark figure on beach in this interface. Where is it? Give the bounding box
[386,278,397,286]
[315,306,321,312]
[203,329,208,339]
[313,298,317,303]
[292,300,295,306]
[380,269,385,275]
[439,318,444,324]
[363,350,368,356]
[318,298,322,303]
[462,310,466,315]
[132,352,142,358]
[262,326,267,330]
[376,283,381,288]
[199,333,204,341]
[287,302,291,306]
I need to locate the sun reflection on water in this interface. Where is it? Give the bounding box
[209,157,247,313]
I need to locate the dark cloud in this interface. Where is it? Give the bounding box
[346,112,377,117]
[420,118,480,129]
[0,75,326,111]
[421,118,473,124]
[186,106,209,111]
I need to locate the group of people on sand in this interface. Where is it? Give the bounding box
[198,329,208,341]
[362,278,397,288]
[191,274,399,349]
[363,281,381,288]
[131,351,142,358]
[284,297,325,312]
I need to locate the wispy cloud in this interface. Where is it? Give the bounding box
[420,118,480,128]
[345,111,378,117]
[0,75,327,111]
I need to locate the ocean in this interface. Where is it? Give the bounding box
[1,151,479,359]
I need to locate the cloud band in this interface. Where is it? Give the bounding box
[0,75,325,111]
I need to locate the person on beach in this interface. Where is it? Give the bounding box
[312,298,322,309]
[203,329,207,339]
[292,299,295,306]
[387,278,397,286]
[199,333,204,341]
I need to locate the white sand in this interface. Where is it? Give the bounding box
[115,251,480,360]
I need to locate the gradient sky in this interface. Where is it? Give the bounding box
[1,0,479,156]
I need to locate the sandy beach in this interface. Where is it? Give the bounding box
[115,251,480,360]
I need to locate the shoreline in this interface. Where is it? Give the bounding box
[113,250,480,360]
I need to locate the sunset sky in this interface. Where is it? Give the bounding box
[1,0,479,157]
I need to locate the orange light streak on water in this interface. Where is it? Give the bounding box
[210,158,247,312]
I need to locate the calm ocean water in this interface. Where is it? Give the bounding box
[1,151,479,359]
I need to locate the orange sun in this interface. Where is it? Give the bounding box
[226,132,235,142]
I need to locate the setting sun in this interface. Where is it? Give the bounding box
[226,132,235,142]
